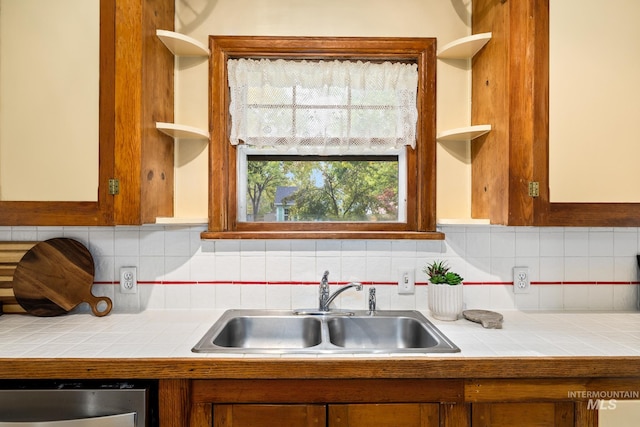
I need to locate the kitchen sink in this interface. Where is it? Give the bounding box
[327,316,441,349]
[192,309,459,354]
[211,315,323,349]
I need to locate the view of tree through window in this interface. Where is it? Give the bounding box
[246,156,399,222]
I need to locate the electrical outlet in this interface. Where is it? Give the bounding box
[120,266,137,294]
[513,266,530,294]
[397,268,415,294]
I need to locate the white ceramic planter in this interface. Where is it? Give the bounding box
[428,282,463,321]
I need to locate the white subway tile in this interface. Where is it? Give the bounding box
[539,285,564,310]
[240,285,266,309]
[588,285,614,310]
[165,228,192,256]
[588,230,614,257]
[563,285,590,310]
[539,229,564,257]
[564,231,589,256]
[614,229,638,256]
[140,229,165,256]
[466,230,491,258]
[613,285,637,310]
[266,285,292,309]
[190,255,215,282]
[266,256,292,281]
[115,229,140,256]
[588,257,614,282]
[215,285,241,309]
[490,230,516,258]
[164,256,191,282]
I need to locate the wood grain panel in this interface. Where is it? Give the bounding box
[472,402,573,427]
[140,0,174,223]
[0,241,37,314]
[3,359,640,381]
[192,379,463,404]
[440,403,470,427]
[214,404,325,427]
[159,379,191,427]
[114,0,174,224]
[328,403,439,427]
[190,403,212,427]
[471,0,509,223]
[472,0,549,226]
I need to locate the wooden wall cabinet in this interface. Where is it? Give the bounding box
[0,0,175,226]
[471,0,640,226]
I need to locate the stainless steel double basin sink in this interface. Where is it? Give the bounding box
[192,309,460,354]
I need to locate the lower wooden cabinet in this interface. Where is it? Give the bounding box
[171,378,611,427]
[209,402,579,427]
[329,403,439,427]
[211,404,440,427]
[472,402,575,427]
[213,404,325,427]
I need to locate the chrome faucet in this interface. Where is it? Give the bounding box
[368,287,376,314]
[318,271,363,312]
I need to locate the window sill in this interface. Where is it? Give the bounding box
[200,231,445,240]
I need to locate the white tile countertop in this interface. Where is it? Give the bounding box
[1,310,640,359]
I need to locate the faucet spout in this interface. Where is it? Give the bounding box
[320,281,363,312]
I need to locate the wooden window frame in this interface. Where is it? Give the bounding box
[203,36,442,240]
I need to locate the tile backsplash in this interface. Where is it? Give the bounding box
[1,225,638,313]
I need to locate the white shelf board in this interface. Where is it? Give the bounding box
[155,217,208,225]
[437,32,492,59]
[156,30,210,56]
[437,218,491,225]
[437,125,491,142]
[156,122,209,140]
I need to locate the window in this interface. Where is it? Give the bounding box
[204,36,441,239]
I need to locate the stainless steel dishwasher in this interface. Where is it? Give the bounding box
[0,387,148,426]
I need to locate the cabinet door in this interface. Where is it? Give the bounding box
[472,402,574,427]
[0,0,115,226]
[328,404,439,427]
[471,0,640,226]
[213,404,325,427]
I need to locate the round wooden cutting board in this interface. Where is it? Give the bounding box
[12,238,112,317]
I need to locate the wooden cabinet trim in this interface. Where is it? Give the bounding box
[192,379,464,405]
[465,378,640,403]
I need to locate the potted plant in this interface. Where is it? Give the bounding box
[424,260,464,321]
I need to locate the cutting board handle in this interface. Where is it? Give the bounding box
[87,295,113,317]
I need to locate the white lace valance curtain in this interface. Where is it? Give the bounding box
[227,58,419,151]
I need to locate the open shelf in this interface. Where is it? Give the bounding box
[437,32,492,59]
[437,218,491,225]
[437,125,491,142]
[156,30,210,56]
[154,217,207,225]
[156,122,209,140]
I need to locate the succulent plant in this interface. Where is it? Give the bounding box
[423,260,463,285]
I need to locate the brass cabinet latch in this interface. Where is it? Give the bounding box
[108,178,120,195]
[528,181,539,197]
